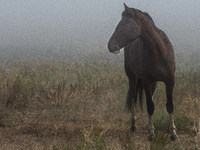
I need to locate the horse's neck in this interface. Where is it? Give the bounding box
[139,15,167,52]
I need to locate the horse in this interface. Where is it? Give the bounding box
[108,3,179,141]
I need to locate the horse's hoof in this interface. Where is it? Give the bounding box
[148,135,154,141]
[170,135,180,141]
[148,130,156,134]
[130,126,137,133]
[170,135,175,141]
[148,130,155,141]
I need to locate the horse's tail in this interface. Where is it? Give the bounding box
[136,78,143,111]
[126,78,143,111]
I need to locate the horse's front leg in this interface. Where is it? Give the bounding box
[166,81,180,141]
[168,113,180,141]
[126,76,138,132]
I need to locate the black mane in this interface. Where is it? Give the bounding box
[122,8,154,24]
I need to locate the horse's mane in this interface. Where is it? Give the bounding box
[122,8,154,25]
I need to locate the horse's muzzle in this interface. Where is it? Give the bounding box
[108,43,120,54]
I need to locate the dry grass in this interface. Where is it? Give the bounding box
[0,59,199,149]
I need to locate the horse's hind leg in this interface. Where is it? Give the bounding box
[165,80,180,141]
[143,81,155,141]
[151,82,157,95]
[147,82,157,129]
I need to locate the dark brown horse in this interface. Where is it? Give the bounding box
[108,4,179,141]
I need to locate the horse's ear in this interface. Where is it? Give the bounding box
[124,3,134,16]
[123,3,129,9]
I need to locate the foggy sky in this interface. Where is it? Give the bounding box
[0,0,200,54]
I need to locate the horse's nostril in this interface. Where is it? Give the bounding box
[113,46,119,52]
[108,44,119,53]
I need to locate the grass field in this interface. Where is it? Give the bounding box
[0,57,199,149]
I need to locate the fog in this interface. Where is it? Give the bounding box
[0,0,200,63]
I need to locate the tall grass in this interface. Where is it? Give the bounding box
[0,58,199,149]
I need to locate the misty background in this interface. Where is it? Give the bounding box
[0,0,200,64]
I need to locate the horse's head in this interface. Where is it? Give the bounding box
[108,3,141,54]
